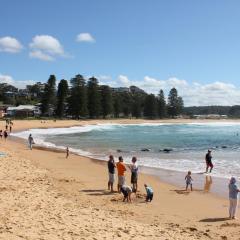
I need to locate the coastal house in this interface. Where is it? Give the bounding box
[6,105,41,117]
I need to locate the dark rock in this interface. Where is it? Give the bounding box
[163,148,173,153]
[141,148,151,152]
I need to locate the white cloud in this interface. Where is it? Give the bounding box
[107,75,240,106]
[29,35,65,61]
[29,50,54,61]
[118,75,131,86]
[0,36,23,53]
[0,73,35,88]
[76,33,95,43]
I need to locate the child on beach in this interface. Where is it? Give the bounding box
[185,171,193,191]
[121,185,132,202]
[144,184,154,202]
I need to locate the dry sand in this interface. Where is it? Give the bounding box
[0,119,239,240]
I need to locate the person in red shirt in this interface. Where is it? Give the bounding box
[116,156,126,193]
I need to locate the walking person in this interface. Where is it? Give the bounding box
[116,156,126,193]
[129,156,139,192]
[205,150,213,173]
[0,130,2,139]
[107,155,116,192]
[28,134,34,150]
[229,177,240,219]
[66,147,69,158]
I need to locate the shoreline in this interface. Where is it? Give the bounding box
[12,134,230,199]
[11,119,235,199]
[1,119,240,239]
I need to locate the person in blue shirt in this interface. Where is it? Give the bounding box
[228,177,240,219]
[144,184,153,202]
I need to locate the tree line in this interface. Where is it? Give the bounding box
[41,74,184,119]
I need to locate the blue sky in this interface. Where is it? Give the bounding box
[1,0,240,106]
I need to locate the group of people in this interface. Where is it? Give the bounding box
[107,155,153,203]
[0,119,14,140]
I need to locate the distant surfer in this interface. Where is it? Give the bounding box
[205,150,213,173]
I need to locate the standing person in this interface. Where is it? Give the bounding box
[144,184,154,202]
[66,147,69,158]
[116,156,126,193]
[3,130,8,140]
[9,125,12,133]
[228,177,240,219]
[107,155,116,192]
[205,150,213,173]
[129,156,139,192]
[28,134,34,150]
[0,130,2,139]
[185,171,193,191]
[5,124,8,131]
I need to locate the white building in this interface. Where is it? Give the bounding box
[7,105,41,117]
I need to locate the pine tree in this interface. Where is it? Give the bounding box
[87,77,101,118]
[131,94,144,118]
[158,89,167,118]
[41,75,57,116]
[113,93,122,118]
[143,94,157,118]
[68,74,88,118]
[167,87,184,118]
[56,79,69,118]
[121,92,132,117]
[101,85,113,118]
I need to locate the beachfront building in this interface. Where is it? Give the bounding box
[6,105,41,118]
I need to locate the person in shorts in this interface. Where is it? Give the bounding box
[121,185,132,202]
[129,156,139,192]
[116,156,126,193]
[205,150,213,173]
[107,155,116,192]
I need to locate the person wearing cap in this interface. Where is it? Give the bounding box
[205,150,213,173]
[228,177,240,219]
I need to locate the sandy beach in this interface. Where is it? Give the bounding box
[0,119,239,239]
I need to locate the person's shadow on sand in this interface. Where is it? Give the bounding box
[171,189,190,195]
[81,189,117,196]
[199,217,229,222]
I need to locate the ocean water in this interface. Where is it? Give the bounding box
[13,122,240,179]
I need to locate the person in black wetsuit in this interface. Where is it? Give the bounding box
[205,150,213,173]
